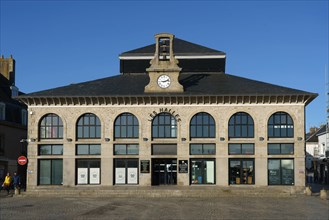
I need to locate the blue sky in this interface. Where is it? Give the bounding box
[1,0,328,130]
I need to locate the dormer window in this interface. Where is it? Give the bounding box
[159,37,170,61]
[10,85,19,97]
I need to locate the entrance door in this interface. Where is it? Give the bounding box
[152,159,177,185]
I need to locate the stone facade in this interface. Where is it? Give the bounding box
[25,102,305,190]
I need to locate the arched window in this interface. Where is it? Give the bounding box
[114,113,139,138]
[268,112,294,138]
[190,112,215,138]
[39,113,63,139]
[152,113,177,138]
[76,113,101,139]
[228,112,254,138]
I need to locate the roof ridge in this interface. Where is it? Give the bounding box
[120,38,225,56]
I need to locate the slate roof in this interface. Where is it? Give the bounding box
[19,73,317,100]
[316,125,328,136]
[306,126,328,142]
[120,38,225,57]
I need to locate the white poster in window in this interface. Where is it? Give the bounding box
[77,168,88,184]
[127,168,138,184]
[89,168,100,184]
[206,161,215,184]
[115,168,126,184]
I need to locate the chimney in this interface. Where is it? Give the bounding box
[309,127,319,135]
[0,55,16,85]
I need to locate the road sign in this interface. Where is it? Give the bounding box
[18,156,28,165]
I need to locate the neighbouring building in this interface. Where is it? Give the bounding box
[306,125,329,184]
[18,33,317,192]
[0,55,27,183]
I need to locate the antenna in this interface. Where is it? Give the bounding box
[323,65,329,157]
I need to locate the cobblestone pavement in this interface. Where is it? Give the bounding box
[0,192,328,220]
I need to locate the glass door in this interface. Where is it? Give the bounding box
[152,159,177,185]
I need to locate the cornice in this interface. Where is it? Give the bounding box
[17,94,316,107]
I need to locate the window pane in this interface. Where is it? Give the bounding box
[127,159,138,167]
[84,116,89,125]
[190,144,202,155]
[241,125,247,137]
[235,126,241,137]
[228,126,234,137]
[83,127,89,138]
[281,159,293,170]
[287,127,293,137]
[39,160,51,184]
[159,115,165,124]
[274,127,280,137]
[96,126,101,138]
[159,126,164,137]
[203,126,209,137]
[52,160,63,184]
[52,116,58,126]
[281,159,294,185]
[58,127,63,138]
[197,115,202,124]
[209,126,215,137]
[90,127,96,138]
[248,125,254,137]
[133,126,138,138]
[121,126,127,138]
[77,145,89,155]
[90,116,95,125]
[127,126,133,137]
[281,144,294,154]
[152,126,158,138]
[115,126,120,138]
[127,144,139,155]
[39,145,52,155]
[229,144,241,154]
[203,144,215,155]
[152,144,177,155]
[52,145,63,155]
[268,144,280,154]
[115,159,126,167]
[114,145,127,155]
[121,115,126,125]
[89,145,101,155]
[165,126,171,137]
[242,144,254,155]
[78,127,83,138]
[191,126,196,137]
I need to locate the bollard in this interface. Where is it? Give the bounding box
[305,186,312,196]
[319,189,328,200]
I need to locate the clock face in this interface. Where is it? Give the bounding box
[157,75,171,88]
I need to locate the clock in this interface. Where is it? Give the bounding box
[157,75,171,88]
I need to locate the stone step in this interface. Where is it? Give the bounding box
[17,187,296,198]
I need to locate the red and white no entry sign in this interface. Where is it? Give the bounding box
[18,156,28,165]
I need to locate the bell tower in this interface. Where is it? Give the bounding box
[144,33,184,93]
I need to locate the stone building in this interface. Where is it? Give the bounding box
[18,33,317,192]
[0,55,27,182]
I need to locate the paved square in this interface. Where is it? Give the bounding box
[0,193,328,219]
